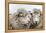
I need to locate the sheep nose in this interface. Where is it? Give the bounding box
[35,21,38,25]
[35,21,37,24]
[24,24,27,27]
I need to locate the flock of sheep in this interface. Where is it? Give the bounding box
[9,8,43,30]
